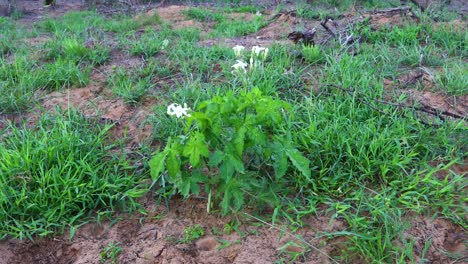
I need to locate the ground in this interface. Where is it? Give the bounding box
[0,0,466,263]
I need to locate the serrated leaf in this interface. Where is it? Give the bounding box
[228,154,245,174]
[149,152,167,181]
[234,126,246,157]
[166,150,180,179]
[285,148,311,180]
[271,141,288,179]
[183,132,209,167]
[220,161,235,180]
[209,150,225,167]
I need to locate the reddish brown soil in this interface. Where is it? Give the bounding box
[0,198,466,264]
[0,1,466,263]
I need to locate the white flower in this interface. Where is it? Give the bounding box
[167,103,191,118]
[231,60,248,73]
[252,46,269,60]
[255,11,262,16]
[232,45,245,57]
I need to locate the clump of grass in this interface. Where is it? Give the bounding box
[435,61,467,96]
[213,15,266,37]
[0,110,144,239]
[182,8,225,23]
[43,37,110,65]
[127,29,168,58]
[301,45,326,64]
[0,56,39,113]
[107,66,154,105]
[38,58,91,90]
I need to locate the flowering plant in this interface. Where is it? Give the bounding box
[150,89,310,214]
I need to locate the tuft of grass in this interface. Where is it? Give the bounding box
[182,8,225,23]
[213,14,266,37]
[301,45,326,65]
[435,61,468,96]
[0,110,144,240]
[107,66,154,105]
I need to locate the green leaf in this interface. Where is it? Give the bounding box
[285,148,311,180]
[220,161,235,180]
[234,125,247,157]
[149,152,167,181]
[227,154,245,174]
[209,150,225,167]
[125,188,148,198]
[166,150,180,179]
[271,141,288,179]
[183,132,209,167]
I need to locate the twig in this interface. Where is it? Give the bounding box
[371,6,412,14]
[320,17,336,37]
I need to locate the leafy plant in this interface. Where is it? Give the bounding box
[100,242,122,264]
[150,88,311,214]
[179,224,204,243]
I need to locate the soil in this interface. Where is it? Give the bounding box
[0,1,467,263]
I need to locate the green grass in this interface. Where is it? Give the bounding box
[0,110,145,239]
[1,3,466,263]
[107,66,154,105]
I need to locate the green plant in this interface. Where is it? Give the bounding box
[0,110,145,239]
[301,45,326,64]
[100,242,122,264]
[212,15,266,37]
[107,67,154,105]
[180,224,204,243]
[435,61,467,96]
[182,8,225,23]
[128,29,168,58]
[150,88,311,214]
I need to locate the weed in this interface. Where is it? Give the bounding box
[150,88,311,214]
[179,225,204,243]
[100,242,122,264]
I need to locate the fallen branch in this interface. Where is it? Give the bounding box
[370,6,412,14]
[320,17,337,37]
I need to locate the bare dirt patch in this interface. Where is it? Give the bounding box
[0,198,350,264]
[403,215,467,263]
[2,197,464,263]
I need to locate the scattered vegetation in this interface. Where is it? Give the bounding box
[0,1,465,262]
